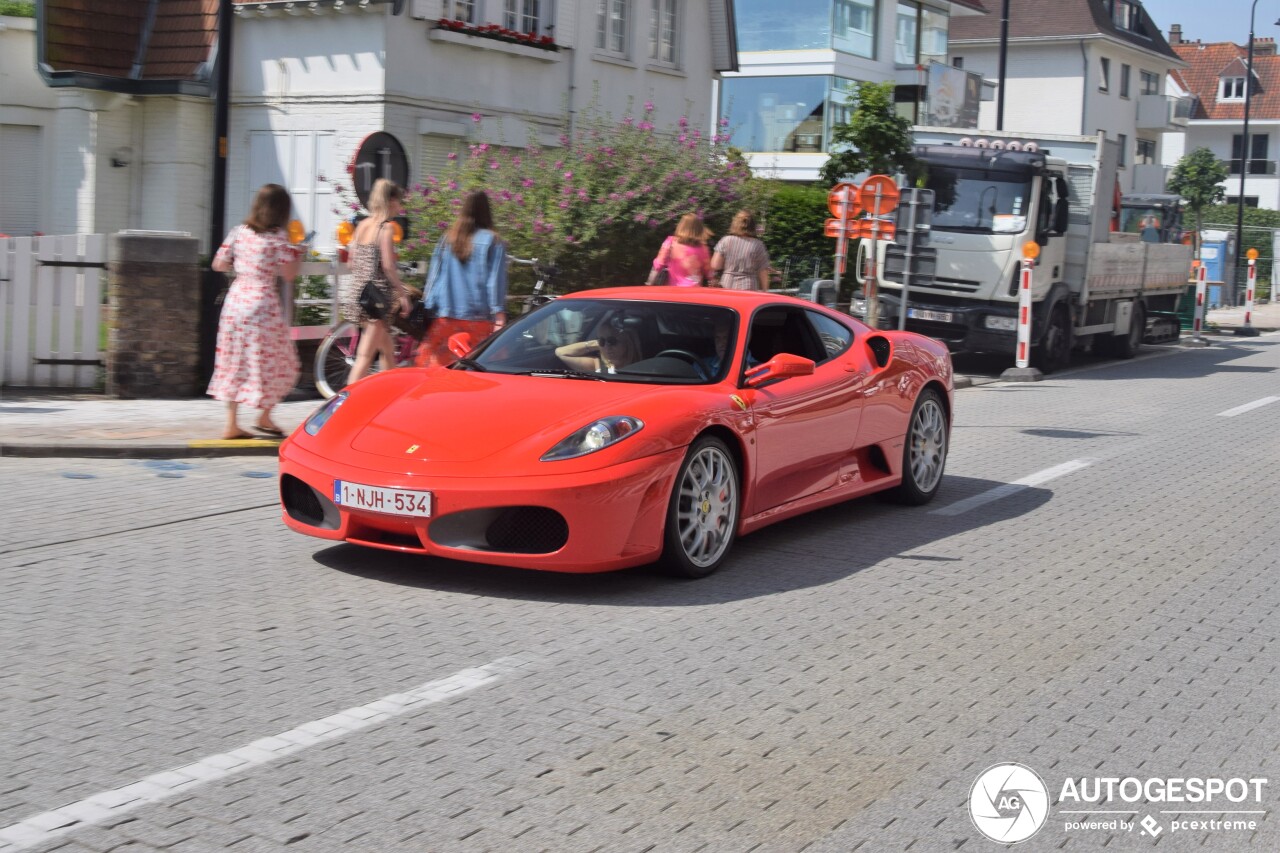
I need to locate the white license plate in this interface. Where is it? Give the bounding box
[334,480,432,517]
[908,308,954,323]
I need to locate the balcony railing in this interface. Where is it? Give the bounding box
[1224,158,1279,176]
[1137,94,1191,130]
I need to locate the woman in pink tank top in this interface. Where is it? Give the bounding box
[647,214,712,287]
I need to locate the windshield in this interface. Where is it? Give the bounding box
[461,299,739,384]
[927,166,1033,234]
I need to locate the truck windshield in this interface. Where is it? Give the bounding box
[927,167,1032,235]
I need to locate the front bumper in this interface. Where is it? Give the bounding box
[857,292,1024,354]
[278,441,686,573]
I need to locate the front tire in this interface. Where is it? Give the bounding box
[660,436,740,578]
[1034,303,1072,374]
[890,388,949,505]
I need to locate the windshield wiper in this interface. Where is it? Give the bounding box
[452,357,487,372]
[523,368,606,381]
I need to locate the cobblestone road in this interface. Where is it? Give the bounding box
[2,337,1278,852]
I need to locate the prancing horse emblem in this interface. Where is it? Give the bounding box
[406,444,419,454]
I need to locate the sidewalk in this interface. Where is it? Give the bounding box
[3,301,1277,460]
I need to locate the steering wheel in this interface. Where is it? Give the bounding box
[655,348,701,366]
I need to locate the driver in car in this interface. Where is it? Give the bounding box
[555,316,643,374]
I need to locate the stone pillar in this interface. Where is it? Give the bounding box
[106,231,201,397]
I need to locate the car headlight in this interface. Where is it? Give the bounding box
[304,391,348,435]
[541,416,644,461]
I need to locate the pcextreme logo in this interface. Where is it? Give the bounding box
[969,764,1269,845]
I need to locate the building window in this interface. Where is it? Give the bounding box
[719,75,855,153]
[597,0,629,54]
[1117,133,1127,166]
[1231,133,1271,174]
[449,0,476,23]
[648,0,676,63]
[1226,196,1260,208]
[1099,57,1110,92]
[1110,0,1137,31]
[1140,70,1159,95]
[919,5,948,66]
[895,2,918,64]
[953,56,964,68]
[1220,76,1246,100]
[832,0,875,58]
[1136,138,1156,165]
[1120,64,1130,97]
[736,0,832,52]
[505,0,547,34]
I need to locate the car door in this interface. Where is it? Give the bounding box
[741,306,870,515]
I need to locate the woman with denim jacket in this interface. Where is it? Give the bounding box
[415,191,509,367]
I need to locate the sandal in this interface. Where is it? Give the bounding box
[251,424,285,437]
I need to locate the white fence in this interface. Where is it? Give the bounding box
[0,234,106,389]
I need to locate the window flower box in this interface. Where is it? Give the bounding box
[434,18,558,51]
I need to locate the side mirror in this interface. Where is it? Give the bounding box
[447,332,474,358]
[744,352,815,387]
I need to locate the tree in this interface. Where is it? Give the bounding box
[819,81,919,187]
[1166,147,1228,258]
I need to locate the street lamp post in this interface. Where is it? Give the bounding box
[1234,2,1279,307]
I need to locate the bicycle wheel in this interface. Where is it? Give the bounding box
[314,321,361,399]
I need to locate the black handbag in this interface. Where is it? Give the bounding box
[358,280,389,320]
[400,302,436,340]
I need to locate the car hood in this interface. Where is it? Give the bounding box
[349,369,664,463]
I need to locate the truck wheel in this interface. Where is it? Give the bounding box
[1034,304,1072,374]
[1108,303,1144,359]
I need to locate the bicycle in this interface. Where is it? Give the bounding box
[509,256,560,313]
[314,265,423,398]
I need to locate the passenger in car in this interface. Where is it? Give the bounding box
[555,318,643,374]
[697,314,736,379]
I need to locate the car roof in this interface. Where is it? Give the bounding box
[560,287,819,310]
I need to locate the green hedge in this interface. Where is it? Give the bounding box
[0,1,35,17]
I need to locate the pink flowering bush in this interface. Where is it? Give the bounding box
[396,103,763,288]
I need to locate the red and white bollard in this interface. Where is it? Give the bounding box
[1014,244,1037,369]
[1190,261,1208,344]
[1237,248,1261,337]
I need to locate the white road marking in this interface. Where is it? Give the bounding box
[0,656,531,852]
[931,459,1093,517]
[1216,396,1280,417]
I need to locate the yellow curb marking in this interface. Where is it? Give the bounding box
[188,439,281,449]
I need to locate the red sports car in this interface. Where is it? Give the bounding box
[279,288,953,577]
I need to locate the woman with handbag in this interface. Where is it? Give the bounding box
[208,183,304,439]
[340,178,413,385]
[646,214,712,287]
[415,190,509,367]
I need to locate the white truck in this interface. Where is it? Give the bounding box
[865,127,1192,372]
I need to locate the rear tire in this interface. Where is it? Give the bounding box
[889,388,949,505]
[1107,302,1144,359]
[660,436,740,578]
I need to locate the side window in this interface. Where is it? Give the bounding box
[805,311,853,361]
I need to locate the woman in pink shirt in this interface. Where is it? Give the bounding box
[647,214,713,286]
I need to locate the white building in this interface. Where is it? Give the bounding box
[716,0,988,183]
[1,0,735,251]
[1165,27,1280,211]
[947,0,1188,194]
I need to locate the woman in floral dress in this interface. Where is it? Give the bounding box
[208,184,303,439]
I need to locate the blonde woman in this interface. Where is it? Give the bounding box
[555,316,643,374]
[340,178,412,384]
[647,214,713,286]
[710,210,771,291]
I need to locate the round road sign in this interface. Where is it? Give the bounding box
[858,175,900,215]
[828,182,861,219]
